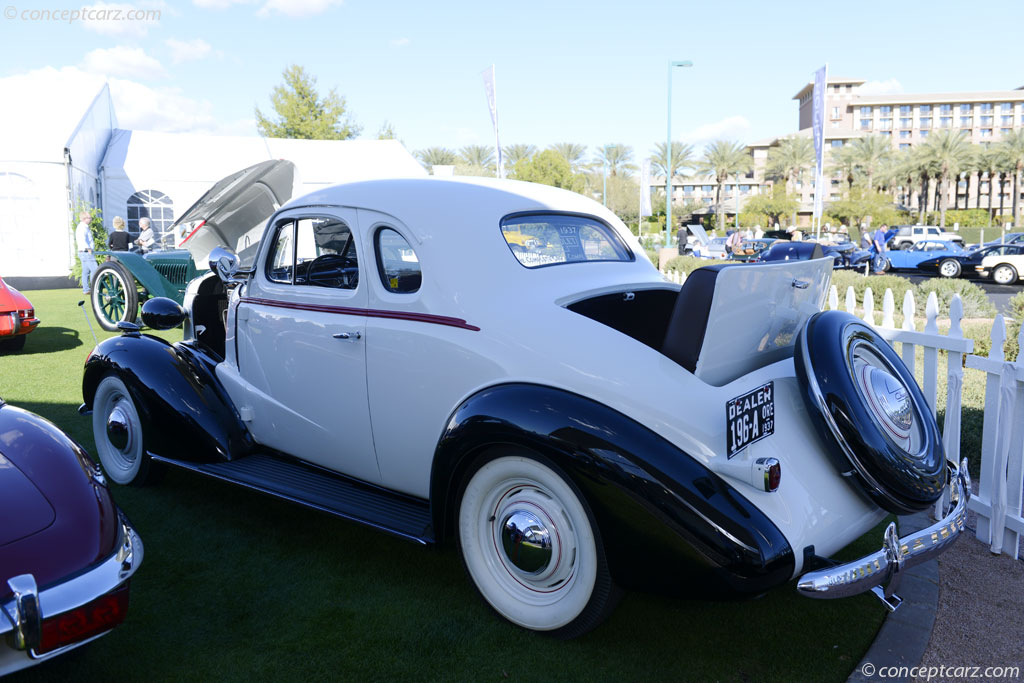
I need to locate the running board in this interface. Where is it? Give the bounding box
[150,453,434,544]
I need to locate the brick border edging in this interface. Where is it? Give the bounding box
[847,510,938,683]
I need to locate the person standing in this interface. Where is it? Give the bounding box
[872,223,889,272]
[75,210,97,294]
[726,229,742,255]
[109,216,130,251]
[135,217,155,253]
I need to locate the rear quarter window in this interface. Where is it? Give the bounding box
[500,213,632,268]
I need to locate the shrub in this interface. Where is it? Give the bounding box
[913,278,996,320]
[829,271,915,311]
[1004,291,1024,362]
[662,255,730,276]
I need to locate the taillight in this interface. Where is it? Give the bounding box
[37,584,130,654]
[753,457,781,492]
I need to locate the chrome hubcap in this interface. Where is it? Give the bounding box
[500,510,552,574]
[106,404,132,451]
[853,348,921,455]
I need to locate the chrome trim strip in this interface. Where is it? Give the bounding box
[0,511,144,658]
[796,460,969,604]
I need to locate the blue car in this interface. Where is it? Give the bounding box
[878,240,965,276]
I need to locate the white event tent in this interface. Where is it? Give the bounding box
[0,80,426,280]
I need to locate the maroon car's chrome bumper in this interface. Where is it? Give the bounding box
[0,512,143,674]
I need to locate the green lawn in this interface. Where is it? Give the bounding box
[2,289,895,683]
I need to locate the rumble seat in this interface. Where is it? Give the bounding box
[660,264,737,373]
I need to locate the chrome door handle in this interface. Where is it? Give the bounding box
[333,331,361,340]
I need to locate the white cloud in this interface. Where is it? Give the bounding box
[680,115,752,147]
[82,46,167,80]
[81,2,162,37]
[165,38,214,64]
[389,37,410,48]
[0,65,241,136]
[858,79,903,96]
[257,0,343,17]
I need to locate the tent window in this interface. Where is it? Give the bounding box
[127,189,174,244]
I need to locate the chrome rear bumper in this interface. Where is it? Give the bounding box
[796,459,969,610]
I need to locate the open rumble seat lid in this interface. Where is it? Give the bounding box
[173,159,298,268]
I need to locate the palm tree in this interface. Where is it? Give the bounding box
[696,140,752,231]
[848,135,892,191]
[503,144,536,167]
[766,135,815,193]
[594,144,637,177]
[548,143,588,173]
[978,144,1004,225]
[416,147,457,170]
[650,141,695,184]
[766,135,815,226]
[1000,130,1024,227]
[458,145,496,172]
[918,129,976,228]
[829,143,858,190]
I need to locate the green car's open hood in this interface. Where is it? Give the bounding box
[173,159,298,269]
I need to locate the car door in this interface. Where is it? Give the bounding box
[234,209,380,484]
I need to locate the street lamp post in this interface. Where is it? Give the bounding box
[666,60,693,248]
[735,172,740,229]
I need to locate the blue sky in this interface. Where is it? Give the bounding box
[3,0,1024,164]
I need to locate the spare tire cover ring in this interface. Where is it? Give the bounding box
[794,310,946,514]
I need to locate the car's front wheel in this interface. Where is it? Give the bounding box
[92,261,139,332]
[457,449,619,638]
[938,258,962,278]
[92,375,161,485]
[993,264,1018,285]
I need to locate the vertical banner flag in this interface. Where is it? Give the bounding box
[481,65,504,178]
[640,159,652,217]
[811,64,828,224]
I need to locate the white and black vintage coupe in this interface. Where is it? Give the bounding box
[81,161,968,638]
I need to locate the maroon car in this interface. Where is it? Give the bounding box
[0,399,142,675]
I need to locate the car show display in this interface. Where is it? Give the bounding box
[0,278,40,352]
[0,400,142,675]
[975,243,1024,284]
[876,239,966,275]
[79,163,968,638]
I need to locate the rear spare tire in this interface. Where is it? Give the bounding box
[794,311,945,514]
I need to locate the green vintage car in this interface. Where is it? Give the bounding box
[90,160,297,331]
[90,248,206,331]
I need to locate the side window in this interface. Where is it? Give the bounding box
[267,221,295,284]
[265,216,358,289]
[376,228,421,293]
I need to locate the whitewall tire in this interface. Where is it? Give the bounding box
[457,450,618,638]
[92,375,158,485]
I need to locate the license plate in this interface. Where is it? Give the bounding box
[726,381,774,458]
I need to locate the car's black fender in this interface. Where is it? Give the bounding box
[82,333,254,463]
[430,383,795,597]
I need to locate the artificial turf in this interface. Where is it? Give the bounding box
[1,289,891,682]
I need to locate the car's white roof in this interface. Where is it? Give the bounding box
[285,176,627,240]
[281,175,660,301]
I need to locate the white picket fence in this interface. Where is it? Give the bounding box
[662,266,1024,557]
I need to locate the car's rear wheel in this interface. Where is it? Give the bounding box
[938,258,962,278]
[0,335,26,352]
[993,264,1018,285]
[457,449,619,638]
[92,375,160,486]
[92,261,139,332]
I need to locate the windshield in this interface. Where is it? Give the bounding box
[501,214,632,268]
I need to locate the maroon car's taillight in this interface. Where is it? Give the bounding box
[37,583,130,654]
